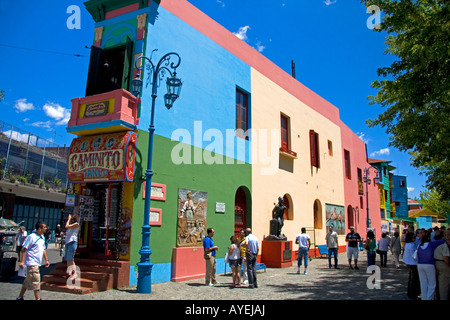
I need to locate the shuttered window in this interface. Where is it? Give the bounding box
[309,130,320,168]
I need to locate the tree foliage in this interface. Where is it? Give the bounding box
[419,189,450,218]
[362,0,449,199]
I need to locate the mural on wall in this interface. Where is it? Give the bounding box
[176,188,208,247]
[326,204,346,235]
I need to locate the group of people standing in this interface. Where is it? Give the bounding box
[402,226,449,300]
[203,227,259,288]
[15,213,80,300]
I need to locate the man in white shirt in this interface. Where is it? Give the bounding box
[245,228,259,288]
[296,227,311,274]
[326,225,339,269]
[16,221,50,300]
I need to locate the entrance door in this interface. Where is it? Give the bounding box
[234,187,247,236]
[77,183,121,259]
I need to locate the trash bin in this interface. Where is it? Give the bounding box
[0,252,17,278]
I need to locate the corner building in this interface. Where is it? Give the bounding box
[66,0,381,287]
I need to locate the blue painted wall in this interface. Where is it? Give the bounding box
[137,5,252,164]
[392,175,408,218]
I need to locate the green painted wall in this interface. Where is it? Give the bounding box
[130,131,251,266]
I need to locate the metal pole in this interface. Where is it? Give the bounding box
[135,51,181,294]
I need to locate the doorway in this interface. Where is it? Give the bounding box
[76,183,121,259]
[234,187,248,236]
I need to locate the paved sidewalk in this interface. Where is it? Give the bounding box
[0,247,410,300]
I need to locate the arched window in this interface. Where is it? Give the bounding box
[283,194,293,220]
[313,199,323,229]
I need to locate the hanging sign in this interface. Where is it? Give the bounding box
[68,131,137,183]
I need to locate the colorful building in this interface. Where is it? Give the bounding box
[61,0,382,289]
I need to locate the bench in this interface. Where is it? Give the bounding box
[315,244,328,258]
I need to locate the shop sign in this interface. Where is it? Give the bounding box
[68,131,137,183]
[84,100,109,117]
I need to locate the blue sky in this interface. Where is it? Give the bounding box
[0,0,427,199]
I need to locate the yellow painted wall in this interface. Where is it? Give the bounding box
[250,68,346,246]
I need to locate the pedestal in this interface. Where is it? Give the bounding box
[171,247,205,282]
[261,240,293,268]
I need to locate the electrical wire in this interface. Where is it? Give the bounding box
[0,43,89,57]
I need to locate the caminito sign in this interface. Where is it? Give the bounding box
[68,131,137,182]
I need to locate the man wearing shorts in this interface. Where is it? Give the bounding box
[17,221,50,300]
[345,226,361,270]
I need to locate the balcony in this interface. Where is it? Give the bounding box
[67,89,140,136]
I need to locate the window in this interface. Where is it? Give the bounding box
[399,180,405,187]
[236,89,249,139]
[328,140,333,156]
[309,130,320,168]
[85,37,134,96]
[281,114,289,150]
[344,150,351,179]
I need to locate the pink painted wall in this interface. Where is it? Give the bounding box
[339,121,381,238]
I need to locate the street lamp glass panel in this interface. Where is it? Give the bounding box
[166,76,182,97]
[131,75,143,97]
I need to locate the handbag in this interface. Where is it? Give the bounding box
[376,249,381,254]
[224,252,229,264]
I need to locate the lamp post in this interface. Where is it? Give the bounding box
[131,50,182,294]
[363,166,379,231]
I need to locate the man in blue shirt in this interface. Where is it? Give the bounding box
[203,228,219,286]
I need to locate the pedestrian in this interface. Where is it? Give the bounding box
[239,229,248,285]
[54,224,61,249]
[16,221,50,300]
[391,231,402,269]
[345,226,361,270]
[364,229,376,267]
[228,235,241,287]
[295,227,311,274]
[325,225,339,269]
[203,228,219,286]
[433,229,450,300]
[403,231,420,299]
[413,229,445,300]
[43,225,51,249]
[15,226,27,262]
[245,228,259,288]
[378,233,389,267]
[64,214,79,280]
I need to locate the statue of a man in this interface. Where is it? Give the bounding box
[271,197,286,239]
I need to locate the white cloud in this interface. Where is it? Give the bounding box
[407,187,415,193]
[357,132,370,144]
[324,0,337,5]
[254,41,266,53]
[216,0,225,7]
[43,102,71,126]
[233,25,251,41]
[14,98,35,113]
[370,148,390,157]
[31,121,52,129]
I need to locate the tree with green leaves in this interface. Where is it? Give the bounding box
[419,189,450,219]
[362,0,449,199]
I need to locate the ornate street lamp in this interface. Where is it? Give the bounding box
[363,166,379,231]
[132,49,182,294]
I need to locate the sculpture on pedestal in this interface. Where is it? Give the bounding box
[267,196,287,241]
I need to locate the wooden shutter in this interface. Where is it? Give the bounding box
[121,36,134,91]
[310,130,317,167]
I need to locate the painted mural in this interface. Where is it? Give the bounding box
[176,188,208,247]
[326,204,346,235]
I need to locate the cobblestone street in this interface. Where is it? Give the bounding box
[0,247,410,301]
